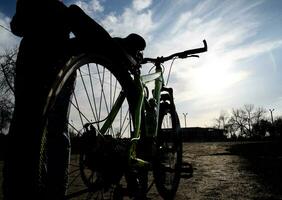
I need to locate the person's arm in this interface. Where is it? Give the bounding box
[10,0,70,37]
[10,0,27,37]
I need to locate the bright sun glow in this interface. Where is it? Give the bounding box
[191,53,248,96]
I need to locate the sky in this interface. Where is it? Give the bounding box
[0,0,282,127]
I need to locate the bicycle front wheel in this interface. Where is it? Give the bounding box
[153,102,182,200]
[40,53,138,199]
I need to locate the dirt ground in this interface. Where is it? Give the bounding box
[1,141,282,199]
[174,141,282,200]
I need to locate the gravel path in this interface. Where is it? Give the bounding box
[175,142,282,200]
[1,142,281,199]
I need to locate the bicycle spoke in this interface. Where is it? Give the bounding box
[120,109,129,135]
[69,163,80,167]
[69,168,80,175]
[154,104,182,198]
[68,121,80,134]
[78,68,97,122]
[73,91,85,128]
[66,58,134,199]
[119,104,122,135]
[121,122,131,136]
[112,79,118,107]
[68,172,83,189]
[88,64,99,123]
[71,101,91,123]
[98,66,110,116]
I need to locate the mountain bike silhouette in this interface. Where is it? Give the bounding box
[39,39,208,199]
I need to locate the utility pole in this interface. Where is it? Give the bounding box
[269,108,275,124]
[183,113,188,128]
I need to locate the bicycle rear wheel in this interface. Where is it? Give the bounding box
[40,53,138,199]
[153,102,182,200]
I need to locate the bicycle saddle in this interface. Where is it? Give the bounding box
[114,33,146,63]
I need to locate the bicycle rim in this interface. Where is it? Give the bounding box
[153,102,182,200]
[69,60,134,138]
[40,53,137,199]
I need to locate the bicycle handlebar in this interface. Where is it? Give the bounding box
[142,40,207,64]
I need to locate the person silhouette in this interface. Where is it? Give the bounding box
[3,0,146,199]
[4,1,75,199]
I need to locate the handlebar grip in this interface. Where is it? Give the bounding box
[182,40,208,56]
[203,39,208,51]
[177,40,207,59]
[142,40,208,64]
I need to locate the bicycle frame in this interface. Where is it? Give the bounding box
[45,40,207,171]
[38,39,207,199]
[129,64,168,167]
[140,64,164,138]
[80,58,164,169]
[93,60,166,167]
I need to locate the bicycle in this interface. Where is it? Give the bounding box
[38,38,208,199]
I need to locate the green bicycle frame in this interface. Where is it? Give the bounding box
[130,65,164,141]
[141,68,164,138]
[99,67,164,139]
[96,64,165,167]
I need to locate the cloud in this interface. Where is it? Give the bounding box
[72,0,104,17]
[63,0,282,126]
[226,39,282,62]
[70,0,154,38]
[136,0,282,126]
[100,5,154,38]
[0,13,19,53]
[132,0,152,11]
[1,0,279,127]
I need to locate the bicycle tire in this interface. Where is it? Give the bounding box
[38,53,139,199]
[153,101,182,200]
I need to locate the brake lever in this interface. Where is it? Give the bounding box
[188,55,200,58]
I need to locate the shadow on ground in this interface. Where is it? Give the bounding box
[227,141,282,196]
[1,141,282,199]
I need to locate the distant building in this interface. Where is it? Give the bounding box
[181,127,226,142]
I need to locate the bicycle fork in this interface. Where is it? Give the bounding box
[128,76,151,170]
[160,87,194,179]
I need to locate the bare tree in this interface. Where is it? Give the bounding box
[228,108,247,137]
[0,49,17,134]
[254,106,267,123]
[244,104,255,136]
[0,49,17,95]
[253,119,272,138]
[225,104,268,138]
[213,110,230,137]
